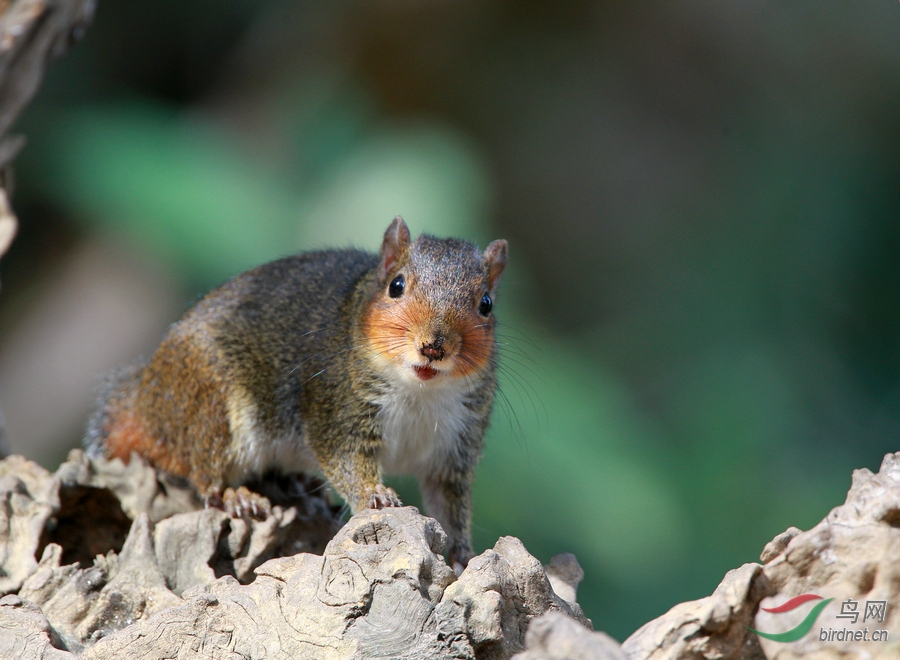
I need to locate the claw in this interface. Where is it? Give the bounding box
[366,484,402,509]
[206,486,272,520]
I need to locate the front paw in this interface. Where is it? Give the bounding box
[367,484,402,509]
[206,486,272,520]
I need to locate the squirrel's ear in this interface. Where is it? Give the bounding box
[379,216,411,282]
[483,239,508,292]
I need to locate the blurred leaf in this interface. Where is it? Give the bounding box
[21,101,495,288]
[297,121,492,250]
[24,102,299,287]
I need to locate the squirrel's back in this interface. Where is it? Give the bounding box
[87,249,377,483]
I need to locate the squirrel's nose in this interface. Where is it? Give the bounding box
[420,336,446,361]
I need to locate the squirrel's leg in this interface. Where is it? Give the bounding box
[313,430,402,513]
[420,470,474,575]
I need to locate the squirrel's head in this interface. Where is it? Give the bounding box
[363,216,507,385]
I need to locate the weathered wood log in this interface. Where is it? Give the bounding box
[0,0,95,446]
[0,450,594,659]
[623,452,900,660]
[4,449,900,658]
[0,0,94,159]
[0,0,95,259]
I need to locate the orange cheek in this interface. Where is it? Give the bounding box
[452,321,494,377]
[363,299,417,361]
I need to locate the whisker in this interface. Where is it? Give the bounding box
[496,363,547,431]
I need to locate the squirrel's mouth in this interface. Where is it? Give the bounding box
[413,364,439,381]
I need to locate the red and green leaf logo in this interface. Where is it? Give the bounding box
[747,594,834,642]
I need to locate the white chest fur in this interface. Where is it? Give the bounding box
[376,377,475,476]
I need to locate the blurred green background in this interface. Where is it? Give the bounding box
[2,0,900,642]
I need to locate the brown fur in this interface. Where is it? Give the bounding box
[104,411,154,464]
[85,217,507,570]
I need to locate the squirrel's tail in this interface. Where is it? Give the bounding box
[83,363,144,458]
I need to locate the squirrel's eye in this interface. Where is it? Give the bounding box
[389,275,405,298]
[479,294,493,316]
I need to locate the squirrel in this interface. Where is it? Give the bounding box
[85,216,507,571]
